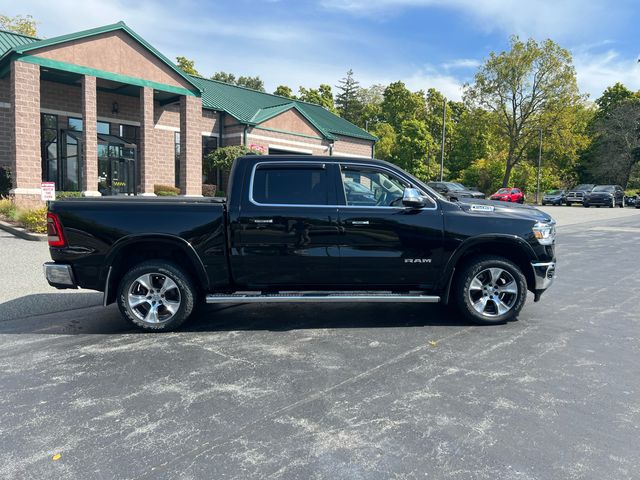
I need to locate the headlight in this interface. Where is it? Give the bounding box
[532,221,556,245]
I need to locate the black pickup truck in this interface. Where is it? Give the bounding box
[44,155,556,331]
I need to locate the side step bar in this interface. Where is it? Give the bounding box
[205,292,440,304]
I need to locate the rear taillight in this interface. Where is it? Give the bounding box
[47,212,66,247]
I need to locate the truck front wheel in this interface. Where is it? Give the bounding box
[454,256,527,325]
[117,260,196,331]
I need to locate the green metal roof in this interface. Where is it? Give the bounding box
[189,76,377,142]
[0,29,38,57]
[0,22,201,94]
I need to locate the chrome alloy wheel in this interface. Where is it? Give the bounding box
[127,273,181,324]
[468,267,518,317]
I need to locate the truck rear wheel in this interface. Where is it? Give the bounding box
[117,260,196,331]
[454,255,527,325]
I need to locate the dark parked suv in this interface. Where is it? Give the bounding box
[583,185,625,208]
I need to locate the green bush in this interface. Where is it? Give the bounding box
[56,191,83,199]
[215,190,226,197]
[203,145,262,179]
[156,190,178,196]
[18,207,47,233]
[154,184,180,196]
[0,197,16,218]
[202,184,217,197]
[0,167,11,197]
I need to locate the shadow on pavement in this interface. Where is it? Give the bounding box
[0,292,102,322]
[0,300,473,335]
[186,302,472,333]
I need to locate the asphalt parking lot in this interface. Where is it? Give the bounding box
[1,206,639,479]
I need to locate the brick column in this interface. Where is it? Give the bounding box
[81,75,100,196]
[179,95,202,196]
[9,61,41,207]
[139,87,155,195]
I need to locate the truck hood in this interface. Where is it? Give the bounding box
[457,198,553,223]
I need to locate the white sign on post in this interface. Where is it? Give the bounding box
[41,182,56,202]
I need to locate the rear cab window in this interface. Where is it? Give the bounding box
[251,164,329,206]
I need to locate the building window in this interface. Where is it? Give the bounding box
[97,121,110,135]
[202,136,218,158]
[67,117,111,134]
[175,132,181,188]
[202,135,218,184]
[41,114,58,185]
[119,124,139,145]
[68,117,83,131]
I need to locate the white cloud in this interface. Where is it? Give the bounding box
[442,59,481,70]
[574,50,640,100]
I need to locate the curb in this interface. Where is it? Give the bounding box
[0,220,47,242]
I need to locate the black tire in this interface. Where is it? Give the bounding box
[117,260,196,331]
[453,255,527,325]
[584,203,590,208]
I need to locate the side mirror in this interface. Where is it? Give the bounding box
[402,187,427,208]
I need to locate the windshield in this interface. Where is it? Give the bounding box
[444,182,465,191]
[592,186,614,192]
[497,188,511,194]
[573,184,593,191]
[546,189,563,195]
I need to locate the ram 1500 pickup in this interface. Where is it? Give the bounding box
[44,155,557,331]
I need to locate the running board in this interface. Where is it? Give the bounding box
[205,292,440,304]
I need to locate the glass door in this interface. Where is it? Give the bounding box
[60,130,82,192]
[97,138,137,196]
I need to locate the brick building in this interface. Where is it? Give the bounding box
[0,22,376,205]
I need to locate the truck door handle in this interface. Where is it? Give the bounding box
[251,219,273,224]
[349,220,369,225]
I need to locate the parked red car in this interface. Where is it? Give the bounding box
[490,187,525,204]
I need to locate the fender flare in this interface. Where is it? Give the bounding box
[102,234,209,305]
[440,234,537,303]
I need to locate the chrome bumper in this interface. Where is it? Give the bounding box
[43,262,77,289]
[531,261,556,291]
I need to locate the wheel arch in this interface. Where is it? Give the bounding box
[102,234,209,306]
[441,235,537,304]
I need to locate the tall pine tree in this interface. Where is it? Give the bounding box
[336,69,364,124]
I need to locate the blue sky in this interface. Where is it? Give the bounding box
[6,0,640,101]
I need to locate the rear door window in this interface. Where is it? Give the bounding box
[252,165,329,205]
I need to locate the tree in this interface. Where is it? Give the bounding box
[211,71,236,84]
[449,108,503,177]
[394,119,435,180]
[381,81,425,130]
[176,56,200,76]
[464,36,582,187]
[211,72,265,91]
[335,69,363,124]
[298,84,335,111]
[0,14,37,37]
[595,83,640,119]
[357,84,385,128]
[371,122,396,161]
[237,75,265,92]
[274,85,295,99]
[587,99,640,187]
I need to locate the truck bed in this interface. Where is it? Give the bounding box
[48,197,229,292]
